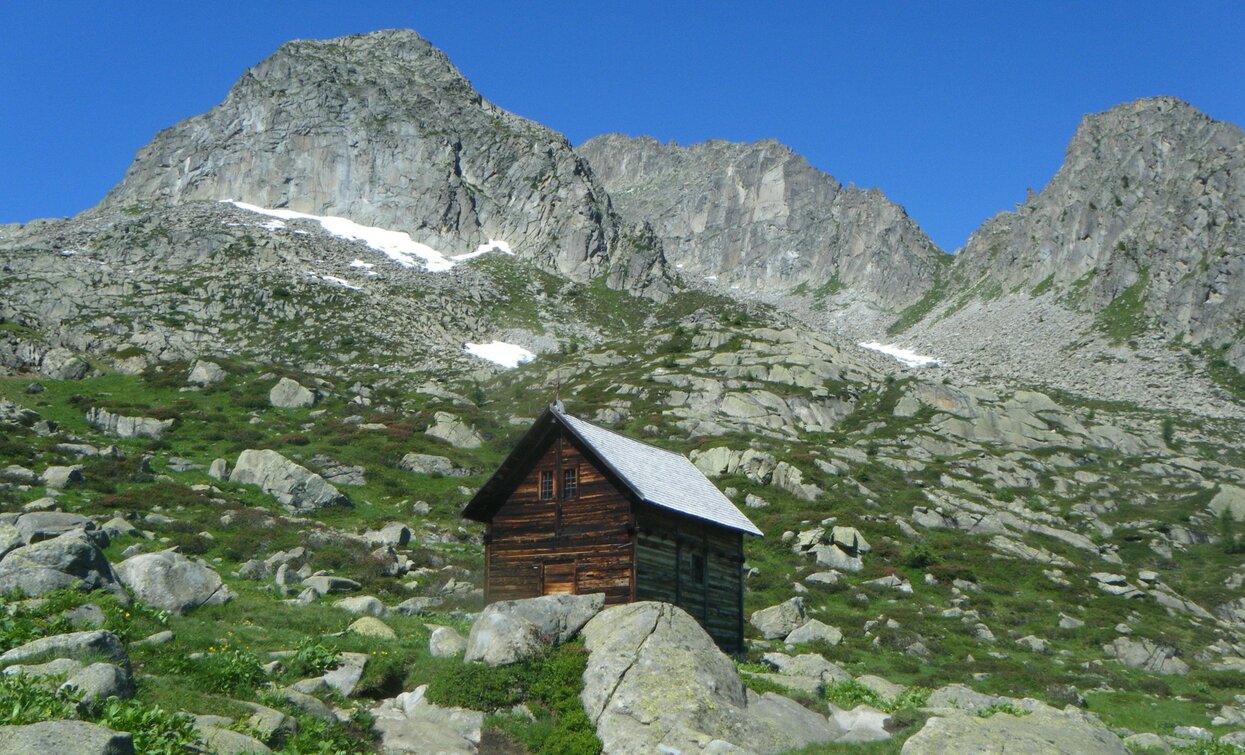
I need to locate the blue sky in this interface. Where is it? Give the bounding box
[2,2,1243,251]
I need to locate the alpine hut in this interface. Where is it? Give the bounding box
[462,402,762,652]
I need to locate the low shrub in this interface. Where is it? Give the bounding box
[0,674,201,754]
[163,644,267,696]
[286,639,342,679]
[427,642,601,755]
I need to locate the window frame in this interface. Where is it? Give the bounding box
[539,469,554,500]
[561,466,579,500]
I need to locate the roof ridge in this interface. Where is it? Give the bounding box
[551,404,689,459]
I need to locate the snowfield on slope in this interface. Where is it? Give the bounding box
[226,201,513,272]
[859,341,942,368]
[464,341,535,368]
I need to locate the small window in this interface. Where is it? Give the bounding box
[691,553,706,584]
[539,470,554,500]
[562,467,578,499]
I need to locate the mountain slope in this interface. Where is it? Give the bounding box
[578,134,947,311]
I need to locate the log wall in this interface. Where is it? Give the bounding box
[634,506,744,653]
[485,429,635,605]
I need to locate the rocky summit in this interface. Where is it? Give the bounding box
[1,26,1245,755]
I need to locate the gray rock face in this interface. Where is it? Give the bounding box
[465,593,605,665]
[229,449,350,513]
[580,601,843,754]
[98,29,664,295]
[85,406,174,440]
[901,702,1127,754]
[0,721,135,755]
[269,377,316,409]
[578,134,946,311]
[946,97,1245,368]
[114,549,235,615]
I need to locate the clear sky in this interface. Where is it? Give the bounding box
[2,2,1243,251]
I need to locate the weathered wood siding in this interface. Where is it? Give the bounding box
[485,430,635,605]
[634,507,744,653]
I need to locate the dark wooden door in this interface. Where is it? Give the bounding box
[543,561,577,595]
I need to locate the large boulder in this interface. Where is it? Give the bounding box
[425,412,483,449]
[269,377,316,409]
[465,593,605,666]
[581,601,843,754]
[229,449,350,513]
[901,702,1127,754]
[85,407,174,440]
[114,549,235,615]
[0,721,134,755]
[187,360,226,387]
[0,531,120,597]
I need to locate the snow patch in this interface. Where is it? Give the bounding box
[227,200,454,271]
[348,259,375,269]
[225,201,514,272]
[305,271,363,291]
[464,341,535,369]
[452,239,515,262]
[859,342,942,368]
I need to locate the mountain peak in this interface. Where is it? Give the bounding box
[95,30,670,290]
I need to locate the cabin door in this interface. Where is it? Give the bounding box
[542,561,577,596]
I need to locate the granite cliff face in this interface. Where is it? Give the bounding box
[99,29,661,289]
[577,134,947,310]
[946,98,1245,366]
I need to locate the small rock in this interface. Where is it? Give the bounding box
[348,617,397,639]
[428,625,467,658]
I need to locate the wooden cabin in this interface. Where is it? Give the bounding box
[462,402,763,652]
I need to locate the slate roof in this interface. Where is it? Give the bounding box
[552,405,762,536]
